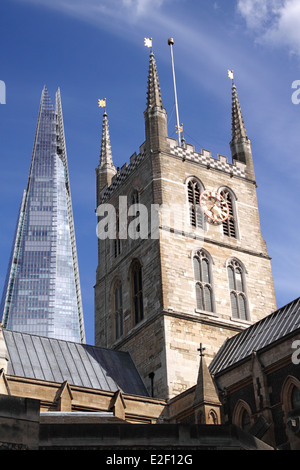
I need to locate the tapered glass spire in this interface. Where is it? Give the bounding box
[0,86,85,343]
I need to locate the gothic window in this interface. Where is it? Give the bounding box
[187,179,204,229]
[113,280,123,340]
[281,377,300,429]
[220,188,237,238]
[193,250,214,312]
[227,259,249,320]
[233,400,252,433]
[131,260,144,325]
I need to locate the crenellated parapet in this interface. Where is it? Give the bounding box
[99,136,247,204]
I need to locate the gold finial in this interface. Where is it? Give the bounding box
[228,70,234,81]
[98,98,106,108]
[144,37,153,50]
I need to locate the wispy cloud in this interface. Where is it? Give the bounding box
[237,0,300,56]
[18,0,168,24]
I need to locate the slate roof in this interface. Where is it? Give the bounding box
[210,297,300,376]
[3,329,149,397]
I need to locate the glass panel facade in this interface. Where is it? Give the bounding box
[0,87,85,343]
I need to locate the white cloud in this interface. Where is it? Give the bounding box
[237,0,300,55]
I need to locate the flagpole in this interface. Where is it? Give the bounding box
[168,37,181,146]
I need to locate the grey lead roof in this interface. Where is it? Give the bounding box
[210,297,300,376]
[3,329,149,397]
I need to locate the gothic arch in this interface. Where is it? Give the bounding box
[281,376,300,416]
[232,399,253,432]
[208,408,219,425]
[192,247,215,264]
[185,175,205,188]
[225,256,248,274]
[217,185,238,201]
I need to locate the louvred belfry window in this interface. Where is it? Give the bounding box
[227,259,249,320]
[220,189,236,238]
[193,250,214,312]
[188,179,204,229]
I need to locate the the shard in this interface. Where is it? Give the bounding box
[0,86,85,343]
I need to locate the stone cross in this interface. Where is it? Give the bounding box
[198,343,206,357]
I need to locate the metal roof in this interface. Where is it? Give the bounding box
[209,297,300,376]
[3,329,149,397]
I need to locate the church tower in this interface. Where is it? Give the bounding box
[94,45,276,400]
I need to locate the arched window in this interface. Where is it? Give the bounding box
[193,250,214,312]
[113,280,123,340]
[227,259,249,320]
[220,188,237,238]
[131,260,144,325]
[281,376,300,414]
[187,179,204,229]
[233,400,252,433]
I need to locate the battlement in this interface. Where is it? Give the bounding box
[167,137,246,178]
[100,138,246,204]
[100,142,147,203]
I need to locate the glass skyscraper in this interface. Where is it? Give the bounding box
[0,86,85,343]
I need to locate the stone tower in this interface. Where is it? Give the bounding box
[94,49,276,400]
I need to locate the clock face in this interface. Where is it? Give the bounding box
[200,190,229,224]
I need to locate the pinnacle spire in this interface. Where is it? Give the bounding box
[144,47,168,151]
[231,82,248,143]
[229,73,255,180]
[194,345,219,407]
[146,51,164,110]
[193,344,221,424]
[96,108,116,195]
[99,110,114,170]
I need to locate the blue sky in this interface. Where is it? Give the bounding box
[0,0,299,345]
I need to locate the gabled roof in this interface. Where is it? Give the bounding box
[3,329,149,397]
[210,297,300,376]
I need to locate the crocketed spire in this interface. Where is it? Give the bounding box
[96,109,116,197]
[144,49,168,151]
[146,51,164,110]
[229,74,255,181]
[231,82,248,143]
[99,111,114,170]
